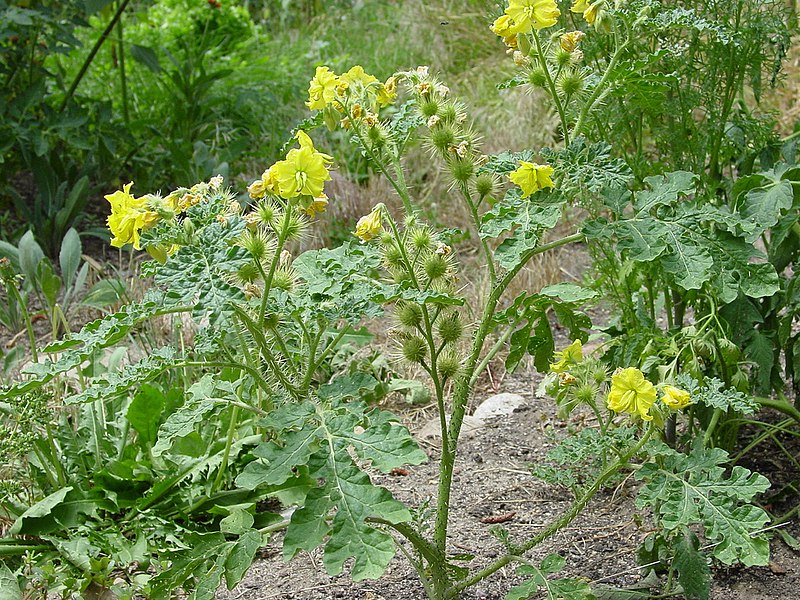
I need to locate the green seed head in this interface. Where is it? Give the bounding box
[237,262,260,284]
[271,267,296,292]
[574,383,598,405]
[474,173,495,198]
[528,68,547,88]
[410,227,434,251]
[430,126,457,153]
[257,201,281,230]
[383,245,405,269]
[420,99,440,117]
[558,71,585,97]
[401,336,427,364]
[437,311,463,344]
[284,213,308,242]
[450,158,474,183]
[424,254,449,281]
[396,301,424,329]
[437,351,461,379]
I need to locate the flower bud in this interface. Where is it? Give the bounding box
[517,32,532,55]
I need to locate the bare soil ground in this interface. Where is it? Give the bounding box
[217,366,800,600]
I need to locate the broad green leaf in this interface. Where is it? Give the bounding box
[541,138,633,193]
[0,563,21,600]
[9,487,72,535]
[17,230,44,283]
[540,283,598,303]
[674,530,710,600]
[59,228,81,286]
[337,408,428,472]
[237,426,322,488]
[634,171,697,213]
[220,509,255,535]
[37,258,62,308]
[127,384,165,446]
[152,374,234,456]
[150,532,231,600]
[740,177,793,243]
[224,530,262,589]
[637,443,770,566]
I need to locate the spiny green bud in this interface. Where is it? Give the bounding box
[555,48,572,68]
[284,213,307,242]
[450,158,474,183]
[437,351,461,379]
[257,201,281,230]
[392,268,413,284]
[410,227,433,251]
[558,71,585,97]
[237,262,260,284]
[474,173,495,198]
[263,312,281,330]
[368,123,388,147]
[437,312,463,344]
[420,99,440,117]
[271,267,296,292]
[430,126,457,152]
[440,102,464,125]
[528,68,547,88]
[383,245,405,269]
[574,383,598,405]
[240,230,271,261]
[401,336,427,364]
[396,301,423,328]
[424,254,449,280]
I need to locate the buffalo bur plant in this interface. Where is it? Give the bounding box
[0,1,784,598]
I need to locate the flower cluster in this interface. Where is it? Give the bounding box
[606,368,693,421]
[105,175,225,251]
[248,130,333,219]
[306,64,397,130]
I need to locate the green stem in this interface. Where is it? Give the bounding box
[446,423,656,597]
[532,32,570,146]
[212,405,239,493]
[703,408,723,447]
[468,318,518,388]
[572,35,630,139]
[115,0,129,126]
[353,126,415,213]
[460,182,496,285]
[59,0,132,112]
[258,206,293,324]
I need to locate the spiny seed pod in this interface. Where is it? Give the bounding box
[574,383,598,405]
[401,336,427,364]
[257,201,281,230]
[263,312,281,330]
[430,126,457,153]
[450,158,474,183]
[410,227,433,251]
[420,99,440,117]
[437,352,461,379]
[474,173,495,198]
[379,231,394,246]
[558,71,585,97]
[284,213,308,242]
[383,245,405,269]
[392,268,413,284]
[591,365,609,386]
[437,312,463,343]
[240,230,272,261]
[237,262,260,284]
[368,124,388,147]
[396,301,424,328]
[528,68,547,88]
[271,267,296,292]
[555,49,572,68]
[440,101,465,125]
[424,254,449,280]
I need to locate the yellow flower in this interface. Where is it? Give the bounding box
[295,130,333,165]
[105,182,160,250]
[661,385,692,410]
[572,0,601,25]
[262,164,280,195]
[307,66,339,110]
[560,31,585,52]
[607,367,656,421]
[506,0,561,33]
[303,195,329,218]
[490,14,518,37]
[248,178,267,199]
[550,339,583,373]
[272,146,331,199]
[508,161,555,196]
[353,207,383,242]
[341,65,378,91]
